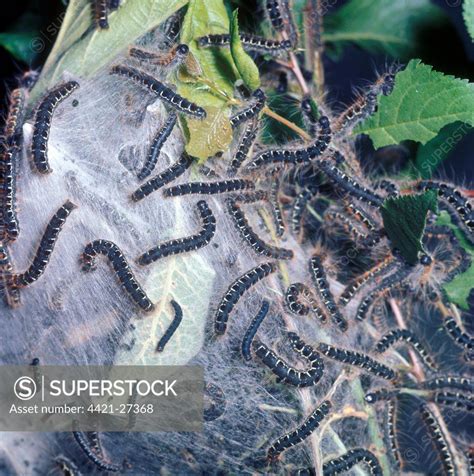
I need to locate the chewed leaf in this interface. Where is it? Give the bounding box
[436,211,474,310]
[30,0,187,103]
[185,107,233,162]
[176,0,239,160]
[324,0,449,59]
[381,191,438,265]
[464,0,474,41]
[229,10,260,91]
[356,59,474,149]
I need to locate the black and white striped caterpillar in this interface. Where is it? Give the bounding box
[197,34,292,55]
[81,239,154,312]
[214,262,276,335]
[156,300,183,352]
[137,200,216,265]
[267,400,331,461]
[241,300,270,361]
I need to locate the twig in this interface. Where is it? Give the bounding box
[262,106,311,141]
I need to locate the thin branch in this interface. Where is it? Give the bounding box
[262,106,311,141]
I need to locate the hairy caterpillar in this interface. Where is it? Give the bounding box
[72,423,121,472]
[165,179,255,197]
[31,81,80,174]
[13,200,76,287]
[54,455,82,476]
[214,262,276,335]
[269,178,285,237]
[285,283,325,321]
[137,112,177,181]
[322,448,383,476]
[419,403,456,476]
[386,398,402,469]
[0,243,20,307]
[253,332,325,387]
[197,34,292,55]
[291,187,317,235]
[4,87,25,147]
[0,148,20,242]
[229,89,266,129]
[431,391,473,412]
[267,400,331,461]
[443,316,474,353]
[300,97,319,137]
[265,0,284,30]
[229,120,259,174]
[156,300,183,352]
[375,329,438,371]
[420,376,473,393]
[309,255,347,331]
[226,198,293,260]
[317,343,397,380]
[137,200,216,265]
[93,0,108,29]
[131,154,193,202]
[364,388,400,404]
[241,300,270,361]
[81,239,154,312]
[246,116,331,170]
[110,65,206,119]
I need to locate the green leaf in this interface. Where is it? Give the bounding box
[229,9,260,90]
[436,211,474,310]
[415,121,473,179]
[176,0,238,160]
[0,32,38,63]
[356,59,474,149]
[464,0,474,41]
[381,191,438,265]
[30,0,188,104]
[324,0,449,59]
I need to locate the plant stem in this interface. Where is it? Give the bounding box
[262,106,311,141]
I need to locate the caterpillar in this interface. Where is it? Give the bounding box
[418,181,474,243]
[246,116,331,170]
[129,44,189,68]
[164,179,255,197]
[81,239,154,312]
[364,388,400,404]
[345,203,376,231]
[226,198,293,260]
[138,200,216,265]
[108,0,120,10]
[54,455,82,476]
[322,448,383,476]
[316,159,384,207]
[301,96,319,137]
[333,92,378,135]
[31,81,80,174]
[325,211,366,241]
[72,423,121,472]
[1,147,20,242]
[432,391,473,412]
[265,0,284,30]
[12,200,76,287]
[241,300,270,361]
[214,262,276,335]
[317,343,397,380]
[269,178,285,237]
[156,299,183,352]
[292,187,317,235]
[0,243,20,307]
[197,34,291,55]
[253,332,325,387]
[375,328,438,371]
[419,403,456,476]
[375,179,399,197]
[137,112,177,181]
[131,154,193,202]
[204,382,226,422]
[267,400,332,461]
[229,89,266,129]
[386,398,402,469]
[229,120,259,173]
[93,0,108,29]
[285,283,326,322]
[355,264,413,321]
[309,255,348,331]
[110,65,206,119]
[443,316,474,353]
[420,376,473,394]
[4,87,25,147]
